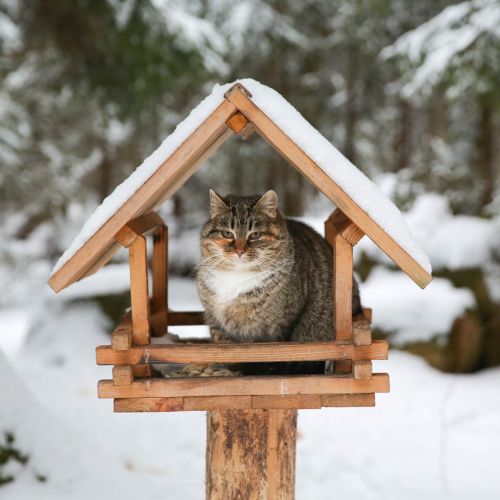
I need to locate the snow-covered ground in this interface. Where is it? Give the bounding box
[1,277,499,499]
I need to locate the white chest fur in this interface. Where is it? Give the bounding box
[205,268,271,302]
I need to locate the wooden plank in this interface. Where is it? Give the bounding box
[112,365,134,385]
[206,409,296,500]
[168,310,205,326]
[321,393,375,407]
[226,112,249,134]
[111,311,132,350]
[114,212,165,248]
[353,360,372,380]
[252,395,321,410]
[112,394,377,412]
[96,339,389,365]
[334,236,353,341]
[353,317,372,346]
[226,111,255,140]
[225,87,432,288]
[114,397,184,412]
[326,209,364,246]
[151,225,168,337]
[49,100,237,292]
[184,396,251,411]
[128,235,150,345]
[363,307,373,323]
[98,373,390,399]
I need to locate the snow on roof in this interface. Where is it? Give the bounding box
[52,78,431,278]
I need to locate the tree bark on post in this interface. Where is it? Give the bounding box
[206,409,297,500]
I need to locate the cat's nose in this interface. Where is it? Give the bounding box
[235,248,245,257]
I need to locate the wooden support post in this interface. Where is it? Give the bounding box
[206,409,297,500]
[325,209,364,375]
[129,235,150,345]
[151,224,168,336]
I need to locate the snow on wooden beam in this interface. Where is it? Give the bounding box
[225,87,432,288]
[48,100,237,292]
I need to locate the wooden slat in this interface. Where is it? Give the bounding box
[225,87,432,288]
[184,396,251,411]
[321,393,375,407]
[111,311,132,350]
[226,112,255,140]
[112,365,134,385]
[226,112,249,134]
[353,318,372,346]
[363,307,373,323]
[151,225,168,337]
[112,393,377,412]
[114,212,165,248]
[49,100,237,292]
[353,360,372,380]
[114,397,184,412]
[324,210,355,342]
[168,310,205,326]
[252,395,321,410]
[96,339,389,365]
[326,209,364,246]
[128,235,150,345]
[98,373,390,399]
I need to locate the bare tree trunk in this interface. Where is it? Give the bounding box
[343,44,358,164]
[476,98,495,208]
[206,409,297,500]
[394,98,412,171]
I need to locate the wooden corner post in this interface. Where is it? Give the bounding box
[325,209,365,375]
[114,212,169,380]
[206,409,297,500]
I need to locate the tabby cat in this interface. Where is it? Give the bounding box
[197,190,362,373]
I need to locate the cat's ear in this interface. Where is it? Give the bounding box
[209,189,228,218]
[255,190,278,218]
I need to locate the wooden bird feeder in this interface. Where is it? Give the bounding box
[49,81,431,499]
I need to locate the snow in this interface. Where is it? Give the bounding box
[360,268,475,344]
[382,0,500,96]
[51,79,430,282]
[2,279,500,499]
[357,193,497,271]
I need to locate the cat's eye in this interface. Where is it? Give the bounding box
[249,231,262,240]
[221,230,234,239]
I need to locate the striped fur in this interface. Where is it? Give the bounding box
[197,190,362,345]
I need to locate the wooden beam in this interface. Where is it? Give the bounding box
[96,339,389,365]
[114,212,165,248]
[325,210,356,343]
[128,235,150,345]
[353,317,372,346]
[49,100,237,292]
[252,395,321,410]
[326,209,364,246]
[321,393,375,407]
[353,361,372,380]
[225,87,432,288]
[150,225,168,337]
[98,373,390,399]
[113,393,377,412]
[226,112,255,140]
[112,365,134,385]
[114,397,184,412]
[111,311,132,350]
